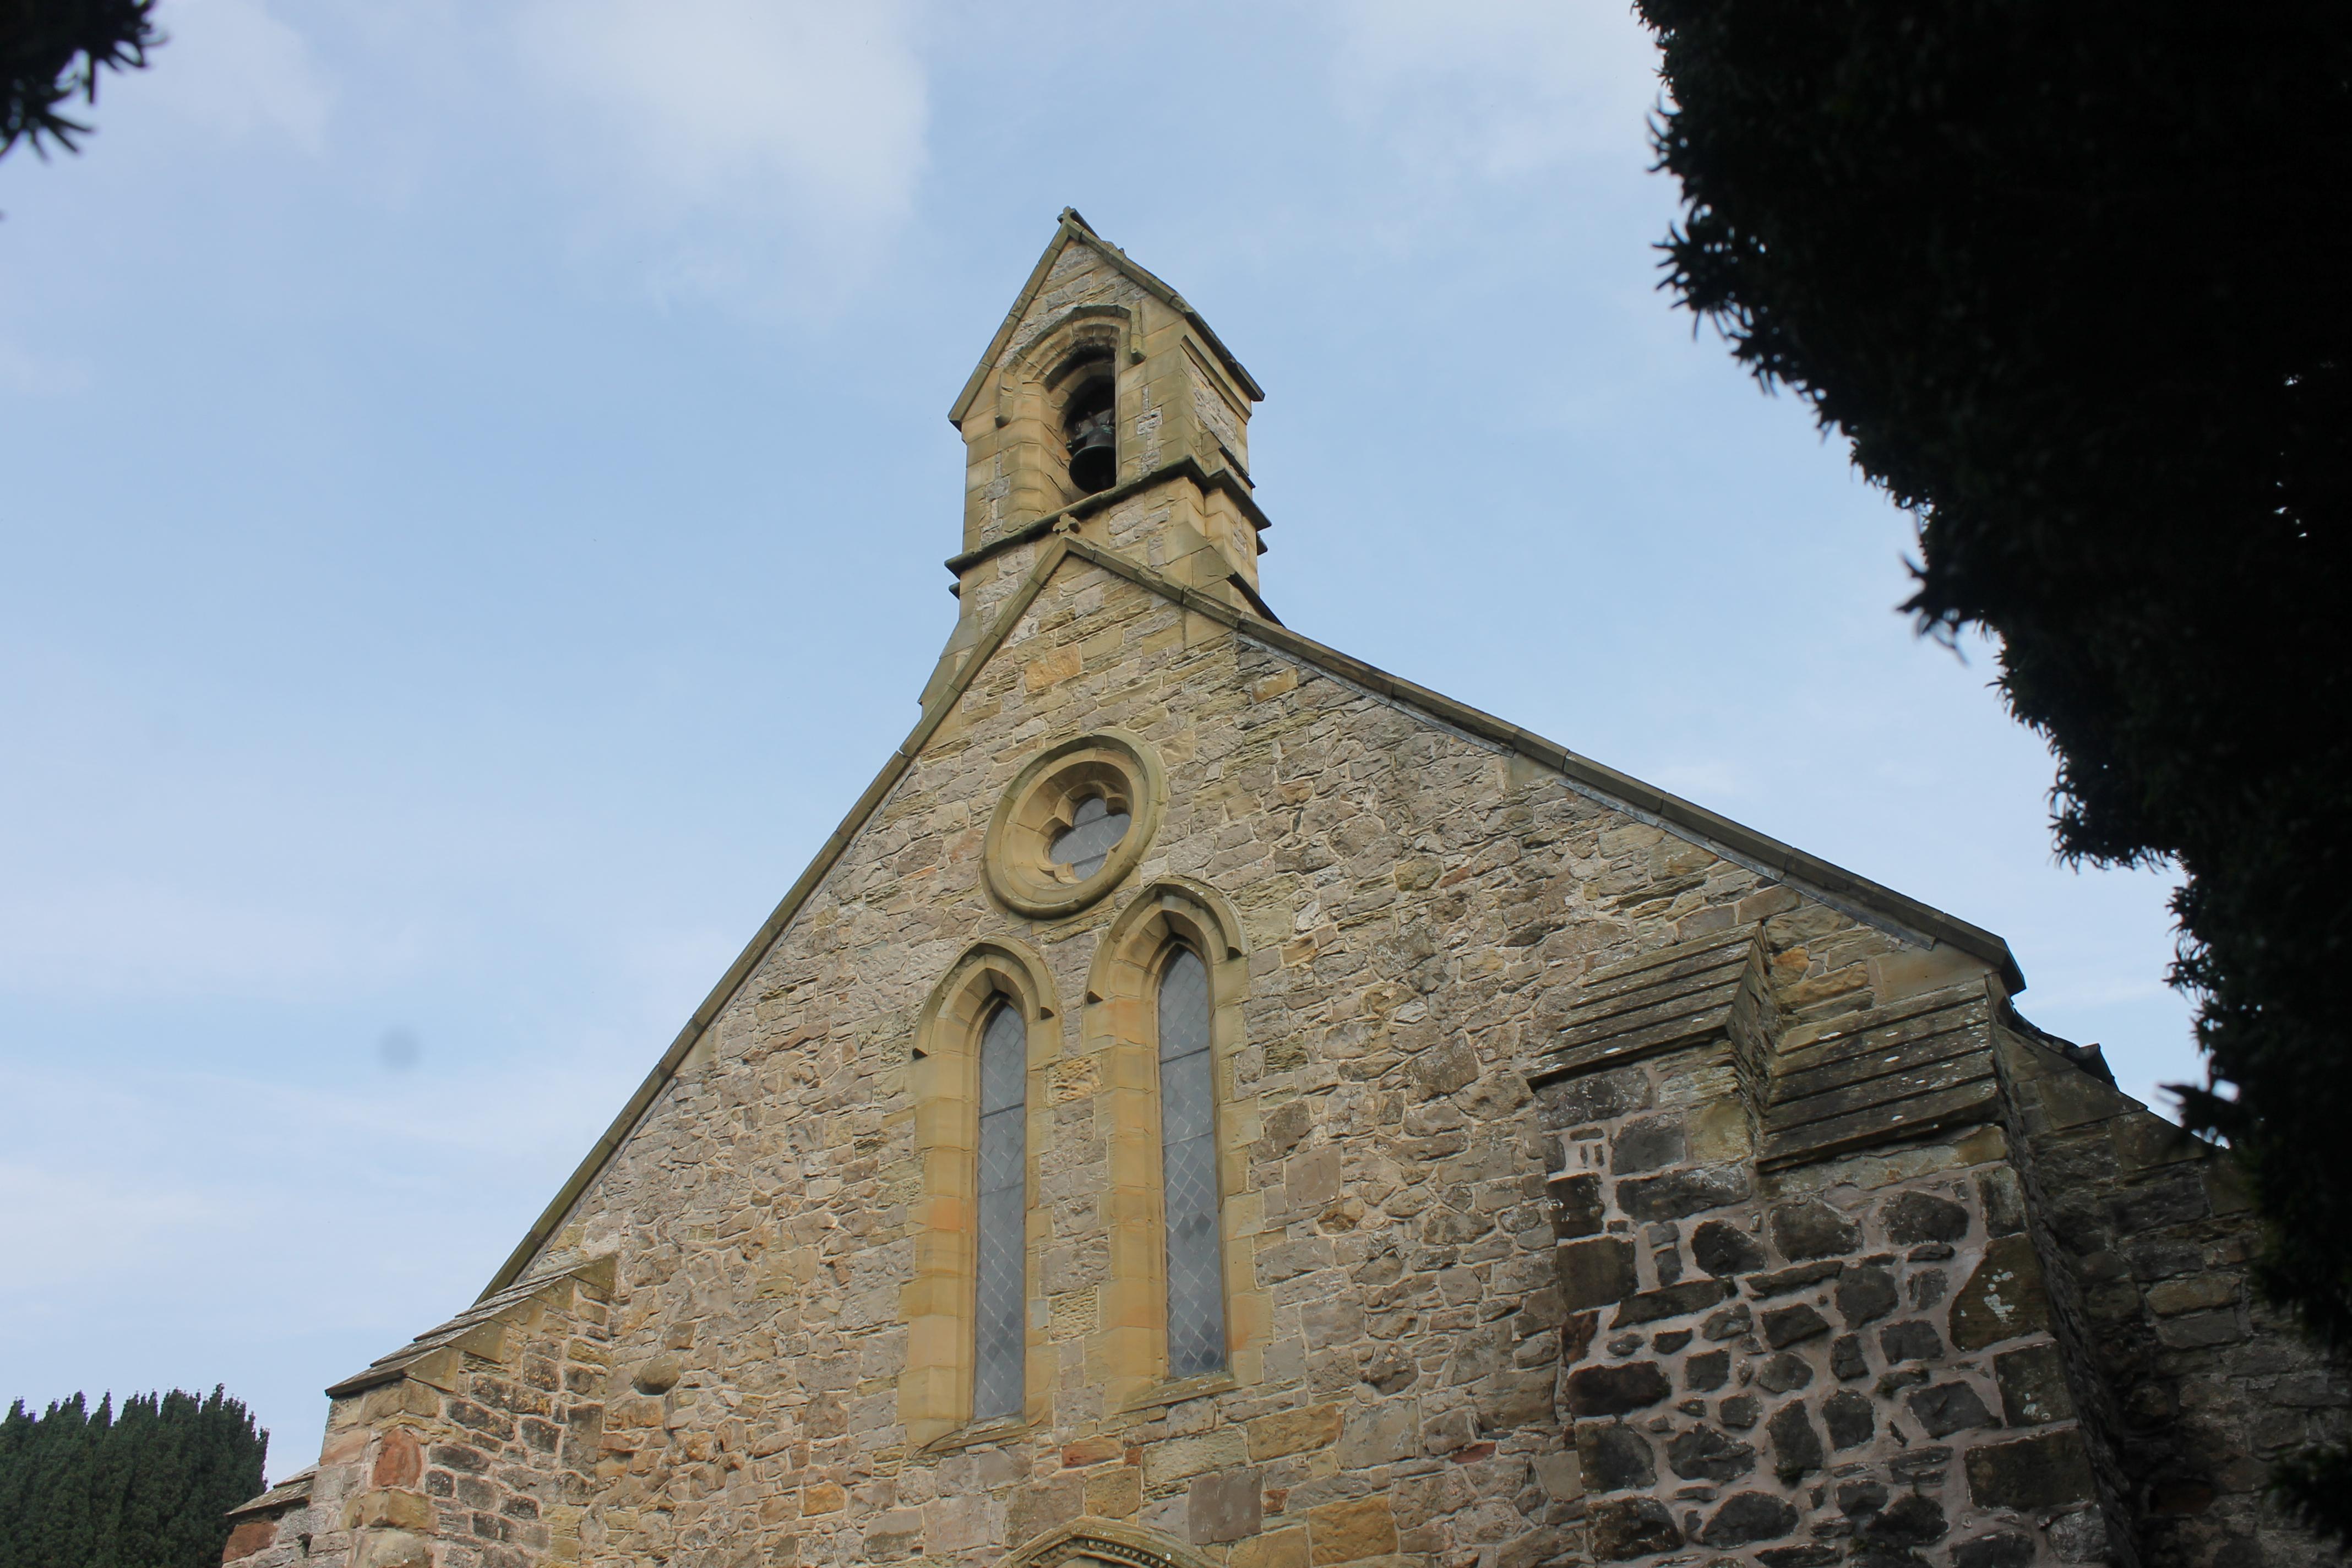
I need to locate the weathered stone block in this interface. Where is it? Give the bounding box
[1576,1422,1656,1491]
[345,1489,434,1532]
[1879,1319,1942,1363]
[1769,1200,1860,1261]
[1229,1526,1308,1568]
[222,1520,280,1562]
[1965,1431,2098,1510]
[1245,1404,1341,1461]
[1700,1491,1798,1547]
[1549,1173,1603,1239]
[630,1351,683,1393]
[1860,1493,1947,1549]
[1143,1428,1248,1488]
[1305,1495,1396,1564]
[1834,1265,1898,1328]
[350,1532,431,1568]
[1189,1468,1263,1544]
[1951,1530,2036,1568]
[1565,1363,1672,1417]
[1543,1065,1651,1127]
[1993,1342,2076,1428]
[1618,1166,1749,1222]
[1883,1190,1969,1244]
[1587,1496,1681,1561]
[1950,1235,2051,1349]
[1908,1381,1995,1438]
[1010,1476,1084,1545]
[1761,1303,1830,1348]
[1612,1279,1733,1327]
[1691,1219,1766,1278]
[1766,1401,1823,1476]
[1702,1307,1759,1344]
[1557,1238,1637,1313]
[1665,1425,1754,1482]
[1086,1466,1142,1519]
[2144,1273,2236,1316]
[1336,1400,1418,1466]
[1746,1260,1843,1297]
[1822,1389,1873,1449]
[1686,1350,1730,1391]
[1611,1115,1687,1175]
[2155,1307,2247,1348]
[1976,1168,2027,1237]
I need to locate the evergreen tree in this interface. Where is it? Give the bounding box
[1,0,160,158]
[0,1386,266,1568]
[1634,0,2352,1536]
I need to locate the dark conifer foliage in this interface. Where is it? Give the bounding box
[0,1387,266,1567]
[1634,0,2352,1534]
[1,0,160,157]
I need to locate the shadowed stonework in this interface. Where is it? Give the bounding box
[225,214,2343,1568]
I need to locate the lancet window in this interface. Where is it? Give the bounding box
[1157,946,1224,1377]
[973,998,1027,1420]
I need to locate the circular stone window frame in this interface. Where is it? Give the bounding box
[984,729,1167,919]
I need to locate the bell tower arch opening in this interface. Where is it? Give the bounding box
[1055,349,1118,496]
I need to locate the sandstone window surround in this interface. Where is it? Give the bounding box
[1015,309,1139,508]
[899,939,1060,1449]
[1084,879,1268,1408]
[999,1518,1222,1568]
[984,729,1166,920]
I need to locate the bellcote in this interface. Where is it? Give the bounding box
[946,211,1270,608]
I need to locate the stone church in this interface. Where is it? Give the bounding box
[223,214,2341,1568]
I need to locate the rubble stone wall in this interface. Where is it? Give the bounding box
[481,549,1959,1568]
[248,521,2344,1568]
[1536,988,2110,1566]
[226,1264,612,1568]
[1999,1033,2350,1567]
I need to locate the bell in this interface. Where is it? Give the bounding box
[1067,407,1115,494]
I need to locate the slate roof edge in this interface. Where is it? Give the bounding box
[226,1468,314,1518]
[345,1254,613,1396]
[478,532,2024,1299]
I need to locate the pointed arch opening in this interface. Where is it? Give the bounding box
[900,940,1060,1446]
[1083,879,1266,1405]
[1155,943,1223,1378]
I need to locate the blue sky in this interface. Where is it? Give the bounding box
[0,0,2195,1479]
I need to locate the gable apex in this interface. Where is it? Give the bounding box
[946,210,1264,428]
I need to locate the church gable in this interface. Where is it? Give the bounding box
[246,218,2338,1568]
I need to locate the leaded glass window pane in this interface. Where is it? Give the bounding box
[1157,948,1225,1378]
[973,1000,1026,1420]
[1048,795,1130,879]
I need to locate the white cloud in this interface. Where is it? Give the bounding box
[1327,0,1661,179]
[515,0,929,313]
[147,0,333,153]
